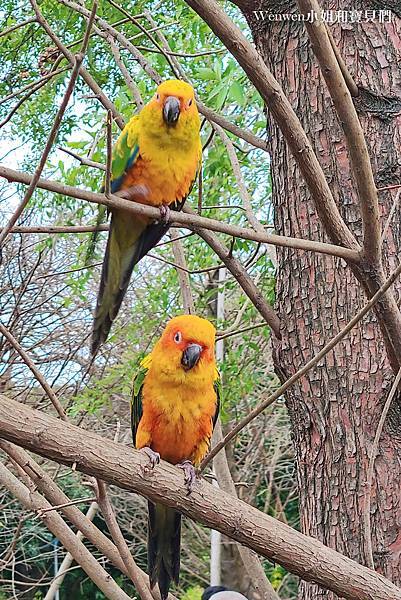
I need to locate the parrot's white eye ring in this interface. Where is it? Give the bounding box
[174,331,182,344]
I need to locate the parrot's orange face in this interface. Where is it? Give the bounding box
[150,80,197,126]
[158,315,216,375]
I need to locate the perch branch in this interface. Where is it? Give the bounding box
[0,397,400,600]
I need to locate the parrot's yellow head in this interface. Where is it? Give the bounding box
[152,315,216,381]
[140,80,200,147]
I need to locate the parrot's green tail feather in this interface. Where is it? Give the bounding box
[91,213,145,356]
[148,501,181,600]
[91,211,173,356]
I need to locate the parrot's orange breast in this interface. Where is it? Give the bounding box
[137,379,217,466]
[121,151,199,207]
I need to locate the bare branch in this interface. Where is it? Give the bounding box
[170,230,195,314]
[58,146,105,170]
[363,367,401,569]
[0,1,98,248]
[194,224,281,338]
[0,459,131,600]
[324,24,359,97]
[183,0,357,250]
[31,0,125,128]
[108,40,144,109]
[0,166,360,262]
[43,501,99,600]
[59,0,268,150]
[0,441,177,600]
[296,0,380,264]
[104,110,112,198]
[7,225,109,234]
[0,323,67,420]
[96,481,154,600]
[200,253,401,470]
[0,17,37,38]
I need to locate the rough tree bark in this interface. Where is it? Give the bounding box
[243,2,401,599]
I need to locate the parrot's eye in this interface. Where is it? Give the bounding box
[188,98,193,106]
[174,331,182,344]
[156,93,160,101]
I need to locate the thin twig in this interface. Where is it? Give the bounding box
[363,367,401,569]
[108,39,143,108]
[104,110,113,198]
[6,225,109,234]
[58,146,105,170]
[36,496,95,517]
[216,321,266,341]
[0,17,37,38]
[200,254,401,470]
[0,1,97,249]
[96,481,154,600]
[0,323,67,420]
[0,68,69,107]
[31,0,125,128]
[170,230,195,313]
[381,189,401,246]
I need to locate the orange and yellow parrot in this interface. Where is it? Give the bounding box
[131,315,220,599]
[91,80,201,355]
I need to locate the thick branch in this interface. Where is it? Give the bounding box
[296,0,380,264]
[0,397,400,600]
[183,0,358,251]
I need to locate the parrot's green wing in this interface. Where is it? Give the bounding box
[110,116,140,194]
[131,353,152,446]
[212,368,221,429]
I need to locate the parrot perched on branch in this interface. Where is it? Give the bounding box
[131,315,220,599]
[91,80,201,356]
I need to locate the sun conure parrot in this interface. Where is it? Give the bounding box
[91,80,201,356]
[131,315,220,599]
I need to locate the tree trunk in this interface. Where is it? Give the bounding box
[245,3,401,598]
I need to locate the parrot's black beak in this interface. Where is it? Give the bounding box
[163,96,180,125]
[181,343,202,371]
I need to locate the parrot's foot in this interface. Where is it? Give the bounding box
[177,460,198,495]
[159,204,171,225]
[140,447,160,474]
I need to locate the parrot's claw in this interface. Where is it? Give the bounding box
[159,204,171,225]
[140,447,160,474]
[177,460,198,495]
